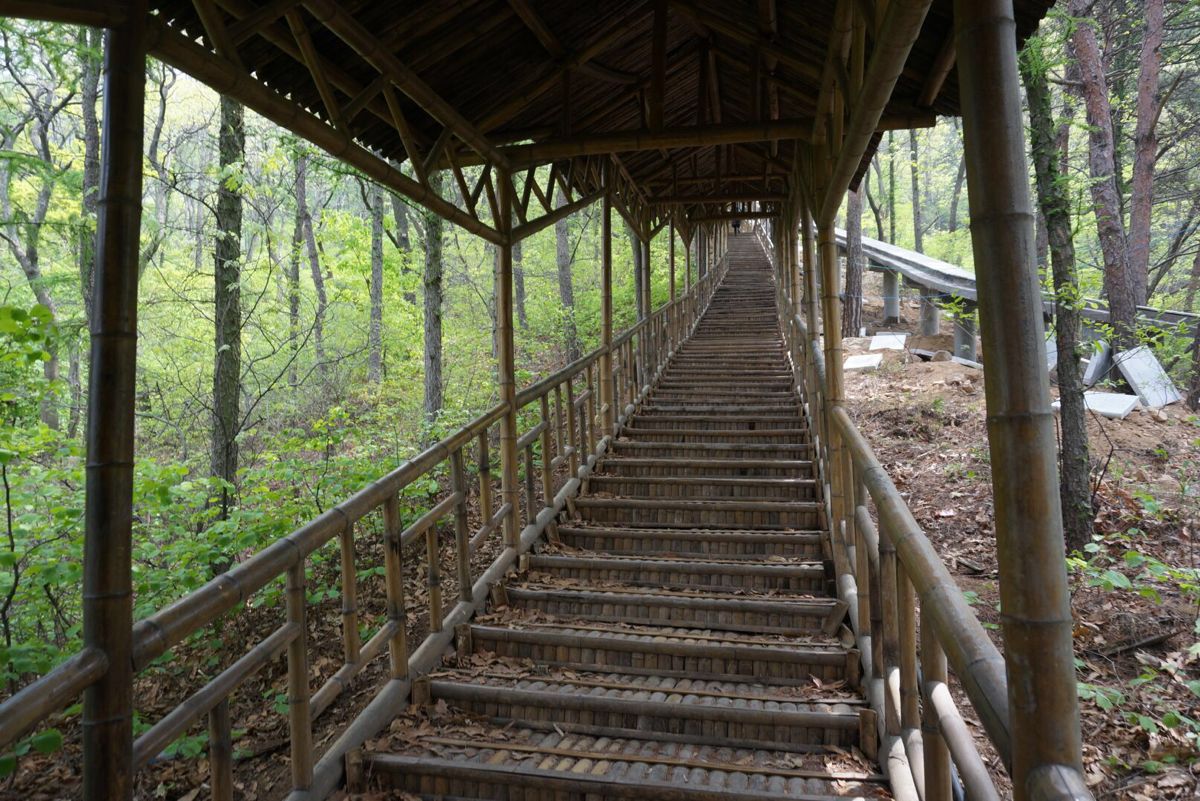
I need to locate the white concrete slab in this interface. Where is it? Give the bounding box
[844,353,883,372]
[869,332,907,351]
[1082,341,1112,387]
[1115,345,1183,408]
[1051,392,1140,420]
[1045,335,1058,371]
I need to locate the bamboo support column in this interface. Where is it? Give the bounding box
[208,698,233,801]
[669,222,676,303]
[599,183,615,433]
[818,216,847,555]
[497,169,520,548]
[921,605,953,801]
[82,10,146,800]
[955,1,1086,796]
[802,207,820,348]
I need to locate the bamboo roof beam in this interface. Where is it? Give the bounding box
[507,0,565,58]
[654,191,787,204]
[285,8,344,129]
[476,5,654,133]
[670,0,824,85]
[301,0,510,170]
[0,0,127,26]
[192,0,244,69]
[918,32,957,107]
[445,118,816,170]
[819,0,933,224]
[144,14,504,244]
[650,0,667,131]
[226,0,299,44]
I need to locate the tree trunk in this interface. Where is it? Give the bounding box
[78,27,101,323]
[368,183,384,383]
[947,154,965,234]
[1068,0,1139,347]
[1022,36,1092,554]
[908,129,922,252]
[555,187,579,362]
[1187,247,1200,410]
[288,187,301,389]
[513,237,527,330]
[389,194,417,304]
[211,97,244,521]
[865,163,885,241]
[887,132,896,244]
[842,189,864,337]
[627,222,645,319]
[1128,0,1163,305]
[422,172,446,423]
[295,151,328,374]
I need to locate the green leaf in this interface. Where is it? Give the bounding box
[0,753,15,777]
[30,729,62,754]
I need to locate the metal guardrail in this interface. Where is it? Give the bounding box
[835,228,1200,336]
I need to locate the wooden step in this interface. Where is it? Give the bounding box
[599,456,813,478]
[504,584,846,635]
[555,525,824,557]
[424,671,866,748]
[628,415,805,431]
[365,727,890,800]
[574,496,823,528]
[467,623,856,684]
[619,427,810,444]
[588,475,819,500]
[525,553,826,593]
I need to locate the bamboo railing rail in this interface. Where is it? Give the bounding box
[762,223,1093,801]
[0,246,730,799]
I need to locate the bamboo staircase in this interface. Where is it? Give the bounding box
[359,236,889,800]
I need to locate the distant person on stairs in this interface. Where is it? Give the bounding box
[731,219,741,236]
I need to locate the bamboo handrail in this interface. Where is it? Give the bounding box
[772,250,1091,800]
[0,227,733,801]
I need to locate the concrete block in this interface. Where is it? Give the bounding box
[1114,345,1183,408]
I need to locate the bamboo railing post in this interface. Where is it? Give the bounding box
[921,605,953,801]
[208,697,233,801]
[338,523,361,666]
[450,450,471,604]
[879,523,901,737]
[539,394,555,505]
[898,561,925,795]
[382,494,409,679]
[285,562,313,790]
[599,183,615,434]
[955,1,1086,795]
[565,380,579,475]
[476,431,493,546]
[497,168,520,548]
[425,523,443,632]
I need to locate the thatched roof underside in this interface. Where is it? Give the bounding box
[147,0,1054,232]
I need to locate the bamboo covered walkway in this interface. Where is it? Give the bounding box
[358,236,889,800]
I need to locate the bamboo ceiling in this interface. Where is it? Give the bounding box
[44,0,1053,238]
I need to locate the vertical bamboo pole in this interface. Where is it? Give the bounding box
[539,395,554,504]
[496,169,520,548]
[476,432,492,540]
[641,233,653,375]
[921,605,952,801]
[450,450,471,604]
[955,1,1085,793]
[425,526,442,631]
[382,494,409,679]
[82,11,146,799]
[285,563,313,790]
[802,207,820,347]
[819,214,847,569]
[565,380,579,475]
[338,524,360,666]
[208,698,233,801]
[599,180,615,434]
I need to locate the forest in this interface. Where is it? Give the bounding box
[1,0,1199,795]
